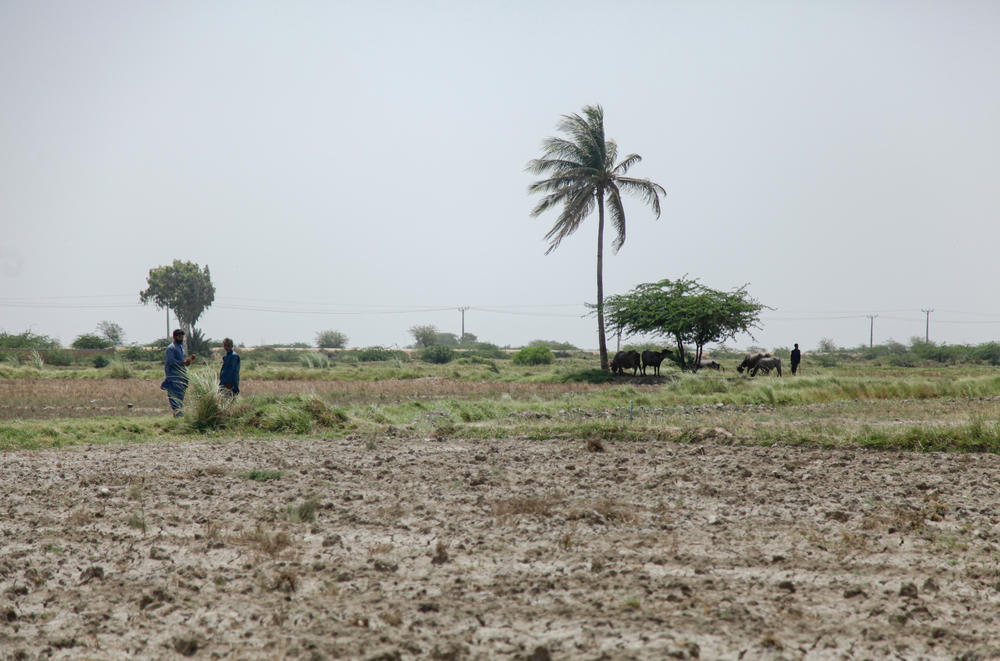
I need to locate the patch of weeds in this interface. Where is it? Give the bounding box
[269,569,298,593]
[432,422,457,441]
[493,494,561,520]
[237,469,283,481]
[233,525,293,558]
[284,495,321,523]
[127,510,147,534]
[622,596,641,611]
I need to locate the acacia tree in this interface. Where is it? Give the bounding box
[139,260,216,342]
[97,321,125,346]
[527,105,666,371]
[604,277,764,370]
[409,325,438,348]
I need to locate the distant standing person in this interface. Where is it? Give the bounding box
[162,329,195,416]
[219,337,240,396]
[790,343,801,375]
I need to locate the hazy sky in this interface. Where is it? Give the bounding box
[2,1,999,352]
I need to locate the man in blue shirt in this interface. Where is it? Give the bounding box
[219,337,240,396]
[161,328,195,416]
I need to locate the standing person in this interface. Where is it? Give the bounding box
[219,337,240,396]
[161,328,195,416]
[790,343,801,375]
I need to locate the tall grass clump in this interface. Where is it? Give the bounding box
[183,369,233,431]
[299,352,330,369]
[109,357,134,379]
[855,416,1000,453]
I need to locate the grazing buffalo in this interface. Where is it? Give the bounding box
[751,356,782,377]
[611,350,641,376]
[736,352,772,374]
[696,359,723,371]
[641,349,673,376]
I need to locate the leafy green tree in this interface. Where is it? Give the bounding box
[139,260,216,340]
[316,330,348,349]
[435,332,458,346]
[603,277,764,370]
[97,321,125,346]
[527,104,666,371]
[409,325,438,348]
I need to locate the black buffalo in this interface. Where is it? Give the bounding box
[611,350,641,375]
[640,349,672,376]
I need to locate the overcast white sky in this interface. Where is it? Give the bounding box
[2,1,999,352]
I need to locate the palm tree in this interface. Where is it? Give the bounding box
[527,105,666,371]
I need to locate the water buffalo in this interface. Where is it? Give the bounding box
[696,359,723,371]
[641,349,673,376]
[736,352,771,374]
[611,350,641,376]
[751,355,782,377]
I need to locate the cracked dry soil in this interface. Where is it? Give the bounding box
[2,436,1000,660]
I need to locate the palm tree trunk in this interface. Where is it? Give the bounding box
[596,192,609,371]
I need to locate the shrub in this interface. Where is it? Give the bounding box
[974,342,1000,366]
[71,333,112,349]
[0,331,60,350]
[512,345,554,365]
[529,339,578,351]
[464,343,507,359]
[355,346,406,362]
[420,345,455,364]
[44,349,75,366]
[316,330,348,349]
[93,355,109,368]
[121,345,162,362]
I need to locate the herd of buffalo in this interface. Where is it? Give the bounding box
[610,350,781,377]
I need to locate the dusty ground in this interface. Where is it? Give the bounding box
[2,435,1000,660]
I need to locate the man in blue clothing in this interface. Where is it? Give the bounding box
[219,337,240,396]
[161,328,196,416]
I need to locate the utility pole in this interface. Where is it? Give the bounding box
[921,309,933,343]
[458,306,470,341]
[866,314,878,347]
[166,308,170,341]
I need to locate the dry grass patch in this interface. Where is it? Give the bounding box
[493,494,563,520]
[232,525,295,558]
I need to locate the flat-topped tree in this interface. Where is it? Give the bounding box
[604,277,765,371]
[527,105,666,371]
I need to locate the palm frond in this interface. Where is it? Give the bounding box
[615,177,666,218]
[543,188,595,254]
[530,179,594,216]
[611,153,642,176]
[605,183,628,252]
